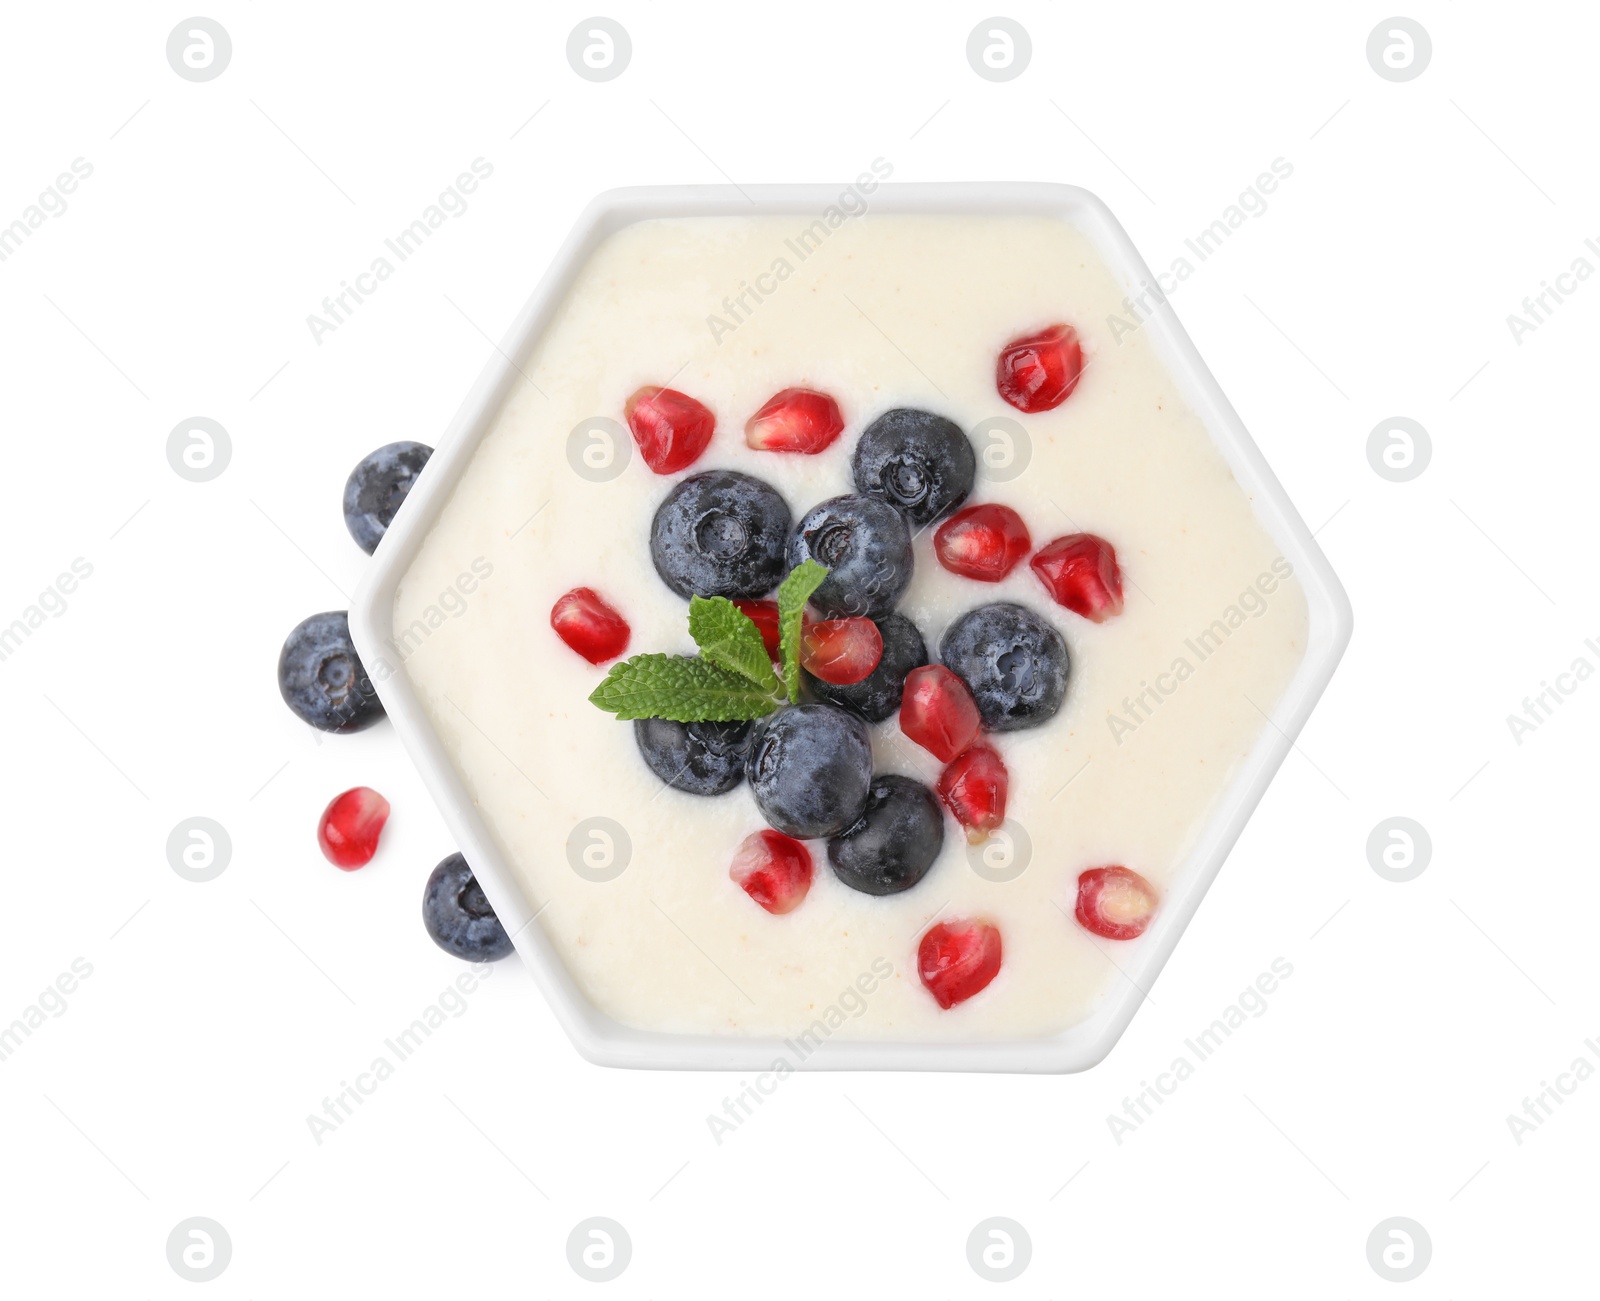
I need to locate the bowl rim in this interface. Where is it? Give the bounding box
[348,181,1353,1073]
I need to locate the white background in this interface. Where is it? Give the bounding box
[1,1,1595,1295]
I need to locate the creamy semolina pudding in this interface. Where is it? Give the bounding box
[392,212,1307,1039]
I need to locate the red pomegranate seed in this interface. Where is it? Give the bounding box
[1030,533,1124,622]
[734,599,782,661]
[550,587,631,664]
[900,665,982,762]
[937,745,1009,841]
[801,618,883,685]
[317,786,391,870]
[625,385,716,474]
[1075,866,1159,940]
[995,323,1084,413]
[744,387,845,454]
[729,830,814,914]
[933,504,1032,582]
[918,919,1003,1009]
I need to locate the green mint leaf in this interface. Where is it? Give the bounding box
[688,596,780,693]
[588,654,780,722]
[777,559,829,703]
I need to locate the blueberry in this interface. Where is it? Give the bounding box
[651,470,791,599]
[828,774,945,895]
[633,717,752,795]
[422,852,514,961]
[744,704,873,839]
[852,408,976,527]
[940,602,1070,732]
[807,612,928,723]
[343,441,433,554]
[277,610,385,733]
[788,494,913,619]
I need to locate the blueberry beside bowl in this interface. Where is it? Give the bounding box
[343,441,433,554]
[423,853,514,962]
[277,610,385,733]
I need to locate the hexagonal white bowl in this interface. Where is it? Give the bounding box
[350,183,1351,1073]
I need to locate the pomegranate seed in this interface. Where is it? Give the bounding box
[734,599,782,661]
[1031,533,1124,622]
[801,618,883,685]
[625,385,716,474]
[317,786,391,870]
[918,919,1003,1009]
[933,504,1032,582]
[729,830,814,914]
[995,323,1084,413]
[937,745,1008,841]
[550,587,630,664]
[744,387,845,454]
[1075,866,1159,940]
[900,665,981,762]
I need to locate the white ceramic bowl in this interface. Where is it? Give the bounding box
[349,182,1352,1073]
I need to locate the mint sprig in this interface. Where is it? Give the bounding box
[777,559,828,703]
[688,596,780,694]
[587,564,828,721]
[587,655,780,722]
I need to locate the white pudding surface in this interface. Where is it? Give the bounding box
[393,213,1307,1040]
